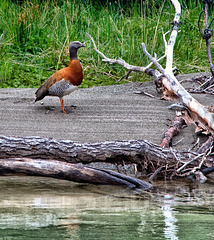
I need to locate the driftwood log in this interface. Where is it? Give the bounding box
[1,135,214,182]
[0,135,200,164]
[0,158,152,190]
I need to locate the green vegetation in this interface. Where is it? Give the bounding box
[0,0,212,88]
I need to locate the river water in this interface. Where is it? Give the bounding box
[0,176,213,240]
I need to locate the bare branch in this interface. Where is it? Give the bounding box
[86,33,110,60]
[134,90,155,98]
[87,33,147,73]
[176,153,204,173]
[141,43,165,73]
[86,33,162,80]
[165,0,181,74]
[160,113,186,148]
[203,1,214,77]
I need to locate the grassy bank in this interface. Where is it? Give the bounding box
[0,0,211,88]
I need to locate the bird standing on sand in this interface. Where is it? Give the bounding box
[35,41,85,113]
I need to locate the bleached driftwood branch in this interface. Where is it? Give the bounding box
[86,32,163,81]
[87,0,214,137]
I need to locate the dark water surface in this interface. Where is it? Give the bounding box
[0,176,214,240]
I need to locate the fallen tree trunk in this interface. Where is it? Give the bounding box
[0,135,198,164]
[0,158,152,190]
[1,135,214,180]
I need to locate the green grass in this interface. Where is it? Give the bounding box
[0,0,212,88]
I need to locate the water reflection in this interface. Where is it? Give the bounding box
[162,195,178,240]
[0,176,214,239]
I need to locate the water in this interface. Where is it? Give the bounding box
[0,176,214,240]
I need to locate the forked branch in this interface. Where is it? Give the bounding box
[86,33,163,81]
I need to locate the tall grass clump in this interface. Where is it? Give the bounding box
[0,0,211,88]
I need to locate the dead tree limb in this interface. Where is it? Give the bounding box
[86,32,163,83]
[160,112,186,148]
[0,158,152,190]
[142,45,214,137]
[198,136,214,154]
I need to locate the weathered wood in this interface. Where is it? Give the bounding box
[0,158,152,190]
[0,135,197,164]
[198,136,214,154]
[86,33,163,85]
[160,114,186,148]
[1,135,214,180]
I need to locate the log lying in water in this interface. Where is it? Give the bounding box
[0,158,152,190]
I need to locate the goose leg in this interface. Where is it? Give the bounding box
[60,98,67,114]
